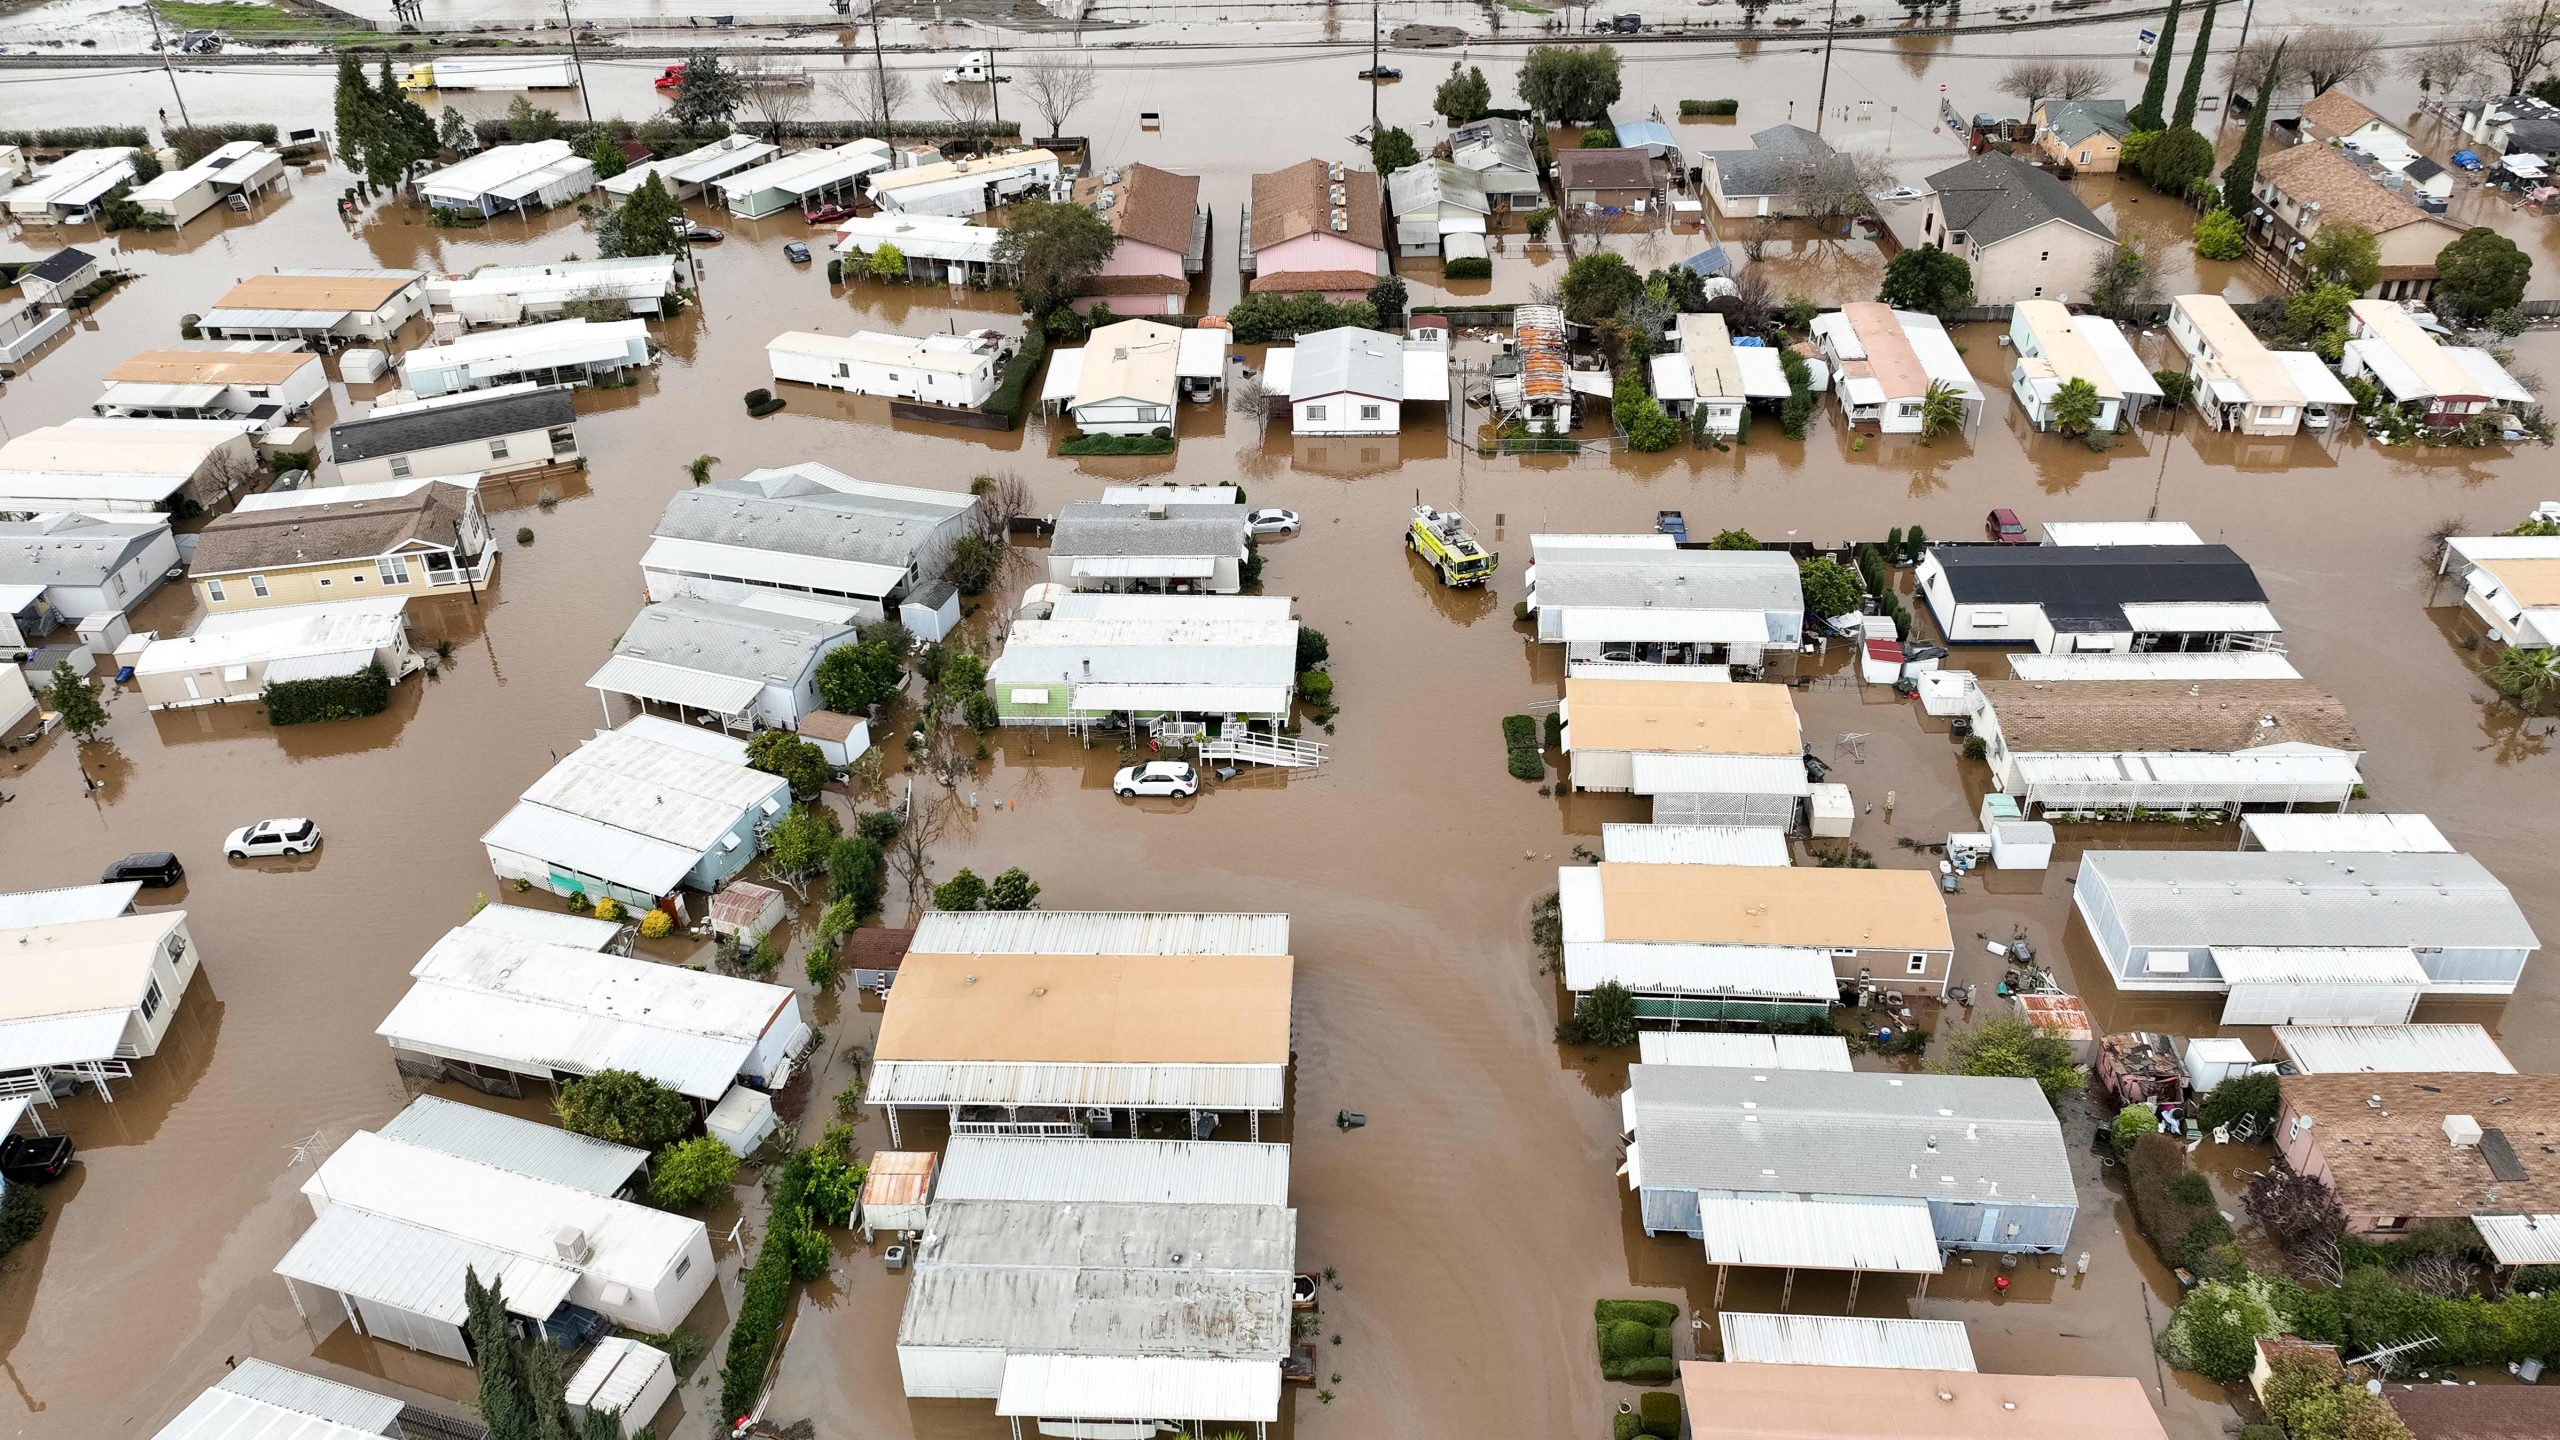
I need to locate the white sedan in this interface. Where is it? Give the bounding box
[224,817,321,859]
[1112,761,1200,798]
[1247,508,1301,536]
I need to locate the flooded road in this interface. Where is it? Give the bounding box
[2,61,2559,1440]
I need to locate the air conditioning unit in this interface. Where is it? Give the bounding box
[552,1226,594,1265]
[1330,209,1347,232]
[1328,161,1344,181]
[1329,184,1347,205]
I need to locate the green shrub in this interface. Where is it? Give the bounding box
[649,1134,741,1209]
[720,1216,796,1415]
[980,323,1048,421]
[1638,1390,1683,1437]
[2111,1102,2157,1155]
[1059,432,1176,456]
[744,386,785,417]
[0,1182,43,1257]
[1508,747,1545,780]
[1612,1411,1643,1440]
[1600,1319,1658,1360]
[261,661,392,725]
[1558,982,1640,1048]
[1501,714,1539,749]
[1444,256,1493,280]
[1678,99,1739,116]
[557,1069,694,1150]
[2197,1072,2279,1133]
[1612,1356,1676,1383]
[1595,1300,1681,1326]
[1298,671,1334,706]
[2161,1276,2281,1381]
[516,526,536,545]
[2125,1134,2236,1276]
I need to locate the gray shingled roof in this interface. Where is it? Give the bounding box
[1706,125,1851,199]
[1627,1064,2077,1204]
[1926,153,2114,246]
[2078,850,2541,951]
[2041,99,2129,147]
[1050,502,1248,560]
[329,387,577,463]
[655,474,963,570]
[1532,546,1802,614]
[0,513,166,587]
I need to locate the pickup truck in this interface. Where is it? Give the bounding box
[1656,510,1688,544]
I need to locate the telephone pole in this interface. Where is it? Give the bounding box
[560,0,594,124]
[870,11,891,133]
[143,1,195,131]
[1371,0,1383,134]
[1813,0,1840,135]
[2218,0,2255,134]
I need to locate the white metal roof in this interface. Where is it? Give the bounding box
[721,140,893,197]
[1717,1312,1976,1370]
[419,140,586,202]
[1176,329,1227,381]
[1552,607,1786,645]
[275,1200,579,1326]
[997,1354,1280,1423]
[2012,750,2364,788]
[2041,521,2204,547]
[584,653,765,718]
[638,534,909,602]
[2471,1214,2560,1266]
[1071,681,1289,714]
[1072,555,1218,579]
[1601,824,1791,866]
[2004,651,2299,682]
[428,256,678,310]
[1563,940,1839,1000]
[1101,485,1237,505]
[380,926,797,1099]
[1696,1196,1943,1273]
[2242,813,2452,853]
[0,1008,131,1073]
[2209,946,2432,986]
[2444,345,2535,404]
[0,881,139,929]
[1040,345,1087,404]
[2270,350,2355,406]
[480,801,705,896]
[2115,600,2283,634]
[2073,317,2166,399]
[910,909,1291,956]
[136,597,405,677]
[6,148,134,211]
[935,1137,1289,1208]
[375,1094,646,1194]
[462,902,626,950]
[564,1337,672,1414]
[151,1360,406,1440]
[404,318,647,380]
[1637,1032,1853,1070]
[2273,1024,2515,1075]
[604,134,778,196]
[835,212,1001,263]
[502,722,786,854]
[0,909,183,1069]
[1629,752,1812,797]
[868,1059,1286,1112]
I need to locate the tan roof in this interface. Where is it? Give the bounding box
[2011,299,2112,397]
[2297,89,2382,140]
[2281,1073,2560,1219]
[871,949,1294,1065]
[1567,677,1801,755]
[1073,162,1199,257]
[2259,142,2459,238]
[106,348,319,386]
[2349,298,2476,398]
[2174,294,2303,406]
[1597,863,1953,952]
[0,421,242,477]
[2478,556,2560,608]
[1248,159,1385,253]
[2388,1384,2560,1440]
[1841,302,1927,400]
[1974,678,2360,753]
[213,272,415,312]
[0,912,182,1022]
[1071,318,1183,410]
[1680,1361,2171,1440]
[190,481,472,576]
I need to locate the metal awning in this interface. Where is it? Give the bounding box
[1600,823,1792,866]
[274,1204,579,1325]
[2474,1213,2560,1266]
[1628,752,1811,797]
[1562,940,1838,1000]
[479,801,703,897]
[2210,946,2431,986]
[997,1354,1280,1423]
[0,1008,131,1072]
[1040,346,1086,404]
[1555,607,1777,645]
[585,654,762,718]
[1071,682,1288,715]
[1070,555,1217,579]
[2117,601,2283,633]
[1175,329,1227,380]
[97,381,228,409]
[1402,349,1450,402]
[1698,1196,1943,1273]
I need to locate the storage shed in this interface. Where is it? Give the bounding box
[705,1083,777,1157]
[564,1337,675,1439]
[862,1149,940,1236]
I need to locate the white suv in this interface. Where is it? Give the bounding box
[1112,761,1200,798]
[225,818,321,859]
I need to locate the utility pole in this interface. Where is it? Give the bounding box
[142,1,194,132]
[988,30,1003,128]
[2217,0,2255,135]
[1371,0,1382,135]
[1813,0,1841,136]
[560,0,595,125]
[870,10,891,134]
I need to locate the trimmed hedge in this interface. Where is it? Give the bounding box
[1502,713,1543,780]
[1444,256,1493,280]
[719,1149,822,1418]
[980,323,1047,422]
[1638,1390,1684,1437]
[1679,99,1740,116]
[1594,1298,1678,1381]
[169,124,281,164]
[1596,1299,1680,1326]
[1060,433,1174,456]
[1,127,148,149]
[262,661,391,725]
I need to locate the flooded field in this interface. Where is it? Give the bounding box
[2,34,2560,1438]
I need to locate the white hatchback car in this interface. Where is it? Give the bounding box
[225,817,321,859]
[1112,761,1200,798]
[1247,508,1300,535]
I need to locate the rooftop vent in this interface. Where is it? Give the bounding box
[2446,1113,2484,1148]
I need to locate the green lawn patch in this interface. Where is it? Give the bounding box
[1059,432,1174,456]
[160,1,351,32]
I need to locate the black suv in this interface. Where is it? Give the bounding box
[101,852,184,888]
[0,1133,74,1186]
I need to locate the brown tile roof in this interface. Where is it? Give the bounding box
[190,481,472,576]
[1973,678,2361,753]
[2297,89,2382,141]
[2259,142,2458,237]
[1248,267,1381,295]
[2387,1384,2560,1440]
[2281,1072,2560,1219]
[842,925,914,973]
[1558,146,1654,191]
[1073,162,1199,257]
[1248,160,1385,253]
[1075,272,1192,299]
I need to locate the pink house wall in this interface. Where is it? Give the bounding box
[1256,231,1384,280]
[1092,239,1186,282]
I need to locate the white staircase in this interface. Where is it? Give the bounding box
[1199,732,1329,769]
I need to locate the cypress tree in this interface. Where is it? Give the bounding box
[2222,43,2283,217]
[2131,0,2181,131]
[2173,0,2217,130]
[464,1270,540,1440]
[332,54,377,186]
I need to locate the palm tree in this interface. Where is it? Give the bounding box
[2485,644,2560,711]
[1918,380,1968,441]
[685,453,719,486]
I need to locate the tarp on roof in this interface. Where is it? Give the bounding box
[997,1354,1281,1423]
[1695,1196,1943,1272]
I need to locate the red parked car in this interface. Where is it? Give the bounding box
[802,202,854,225]
[1985,507,2031,544]
[653,63,686,90]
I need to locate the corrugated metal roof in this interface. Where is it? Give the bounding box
[1626,1064,2075,1204]
[2272,1024,2515,1075]
[1629,753,1811,797]
[867,1058,1286,1112]
[1532,544,1801,614]
[463,903,626,950]
[1602,825,1791,866]
[1637,1032,1853,1070]
[1696,1196,1944,1272]
[2473,1213,2560,1266]
[585,654,767,717]
[1717,1312,1976,1370]
[1071,681,1290,715]
[1051,502,1247,559]
[376,1095,646,1195]
[1070,555,1219,579]
[563,1337,671,1413]
[2114,601,2283,633]
[2211,947,2432,986]
[275,1202,578,1326]
[909,909,1290,957]
[2004,652,2300,682]
[2076,850,2540,951]
[2241,813,2452,854]
[997,1354,1280,1423]
[0,880,139,929]
[0,1008,139,1072]
[506,723,788,852]
[152,1360,406,1440]
[480,801,704,896]
[1563,940,1839,999]
[936,1137,1289,1207]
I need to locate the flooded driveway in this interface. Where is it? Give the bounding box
[1,41,2558,1440]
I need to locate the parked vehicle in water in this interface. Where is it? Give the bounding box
[0,1132,74,1186]
[1248,508,1301,536]
[1408,505,1497,586]
[101,852,184,888]
[1985,507,2031,544]
[782,241,813,264]
[225,818,321,860]
[1113,761,1200,798]
[679,222,724,243]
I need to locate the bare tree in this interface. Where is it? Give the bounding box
[823,62,911,137]
[2401,38,2490,100]
[1997,57,2109,119]
[888,787,954,915]
[1018,55,1097,140]
[195,446,267,510]
[932,80,995,151]
[1784,149,1893,230]
[740,77,812,144]
[2480,0,2560,94]
[970,469,1033,545]
[1720,264,1777,337]
[2229,25,2379,98]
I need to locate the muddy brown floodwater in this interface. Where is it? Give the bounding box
[4,116,2560,1440]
